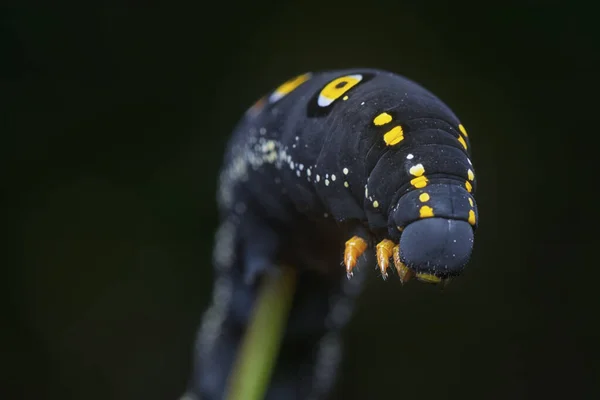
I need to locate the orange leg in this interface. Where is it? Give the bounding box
[344,236,368,278]
[375,239,395,279]
[393,244,414,284]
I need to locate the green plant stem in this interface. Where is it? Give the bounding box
[224,265,297,400]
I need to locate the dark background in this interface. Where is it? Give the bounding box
[4,1,597,399]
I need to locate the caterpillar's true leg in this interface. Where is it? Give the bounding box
[344,236,368,278]
[375,239,395,280]
[393,244,414,284]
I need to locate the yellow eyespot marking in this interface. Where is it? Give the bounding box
[465,180,473,193]
[411,176,428,189]
[416,272,441,283]
[409,163,425,177]
[318,74,363,107]
[419,205,434,218]
[373,200,379,208]
[467,169,475,181]
[459,123,468,137]
[269,73,311,103]
[343,95,349,101]
[373,112,392,126]
[383,126,404,146]
[458,135,468,150]
[419,192,430,202]
[468,197,474,207]
[468,209,476,225]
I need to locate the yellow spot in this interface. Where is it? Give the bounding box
[459,123,468,137]
[409,163,425,176]
[468,198,474,207]
[416,272,442,284]
[373,200,379,208]
[458,135,468,150]
[468,169,475,181]
[419,192,430,202]
[343,95,349,100]
[397,226,404,232]
[383,126,404,146]
[344,181,349,187]
[373,112,392,126]
[269,73,311,102]
[465,180,472,192]
[410,176,428,188]
[468,209,476,225]
[419,205,434,218]
[318,74,362,107]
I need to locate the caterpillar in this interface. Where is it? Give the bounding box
[183,68,478,400]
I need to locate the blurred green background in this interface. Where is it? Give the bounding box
[4,1,596,399]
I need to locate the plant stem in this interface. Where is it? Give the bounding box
[224,265,297,400]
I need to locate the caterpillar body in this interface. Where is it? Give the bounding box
[184,68,478,400]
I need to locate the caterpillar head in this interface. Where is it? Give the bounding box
[390,183,478,283]
[398,218,474,281]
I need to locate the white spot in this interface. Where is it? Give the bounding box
[343,167,349,175]
[407,153,414,160]
[307,169,312,176]
[467,158,473,165]
[299,164,304,170]
[296,170,301,177]
[344,181,349,188]
[324,213,329,218]
[289,161,294,169]
[331,174,336,181]
[325,179,330,186]
[295,136,299,141]
[326,174,329,178]
[259,127,266,135]
[365,186,368,198]
[316,175,320,182]
[361,101,365,105]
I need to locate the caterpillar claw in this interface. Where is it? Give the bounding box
[393,244,414,283]
[375,239,395,279]
[344,235,368,278]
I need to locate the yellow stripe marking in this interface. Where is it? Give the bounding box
[383,126,404,146]
[410,176,428,188]
[373,112,392,126]
[416,273,441,283]
[468,209,476,225]
[419,205,434,218]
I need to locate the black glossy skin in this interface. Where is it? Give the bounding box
[185,68,478,400]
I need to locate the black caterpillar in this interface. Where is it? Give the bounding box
[183,68,479,400]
